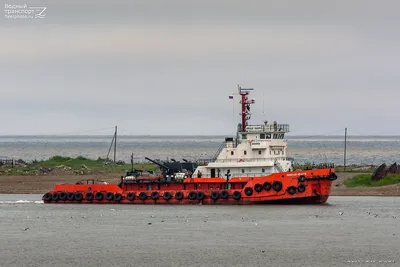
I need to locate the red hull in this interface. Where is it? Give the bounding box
[42,169,337,205]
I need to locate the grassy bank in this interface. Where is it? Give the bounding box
[344,174,400,187]
[0,156,157,176]
[292,163,376,173]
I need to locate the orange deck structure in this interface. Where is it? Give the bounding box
[42,168,337,205]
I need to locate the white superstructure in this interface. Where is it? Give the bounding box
[193,86,293,179]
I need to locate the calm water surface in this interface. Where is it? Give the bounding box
[0,135,400,165]
[0,195,399,267]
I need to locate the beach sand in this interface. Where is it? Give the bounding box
[0,172,399,196]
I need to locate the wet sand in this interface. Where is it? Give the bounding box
[0,172,399,196]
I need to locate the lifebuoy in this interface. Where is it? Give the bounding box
[43,192,52,201]
[188,191,197,200]
[298,175,306,183]
[127,192,135,201]
[114,193,122,201]
[272,181,283,192]
[175,191,184,200]
[297,184,306,193]
[254,183,263,193]
[232,191,241,200]
[106,192,114,201]
[52,192,59,201]
[85,192,94,201]
[163,192,172,200]
[211,191,219,200]
[220,190,229,199]
[197,191,205,200]
[74,192,83,201]
[67,192,75,201]
[95,192,104,201]
[139,192,148,200]
[263,182,272,191]
[287,186,297,195]
[59,192,67,201]
[151,192,159,200]
[244,187,253,196]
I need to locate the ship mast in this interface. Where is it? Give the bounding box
[238,85,255,132]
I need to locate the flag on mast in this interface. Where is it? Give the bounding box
[228,95,233,99]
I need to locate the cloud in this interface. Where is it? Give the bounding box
[1,0,399,135]
[0,24,362,64]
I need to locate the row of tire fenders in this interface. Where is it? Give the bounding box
[43,176,312,202]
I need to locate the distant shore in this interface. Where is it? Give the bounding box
[0,172,399,196]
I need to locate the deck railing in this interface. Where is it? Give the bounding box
[214,157,290,163]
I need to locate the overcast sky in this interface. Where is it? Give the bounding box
[1,0,399,135]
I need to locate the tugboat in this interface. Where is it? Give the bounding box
[42,85,337,205]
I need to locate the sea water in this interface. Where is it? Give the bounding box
[0,194,399,266]
[0,135,400,165]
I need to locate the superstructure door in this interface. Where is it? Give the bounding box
[211,168,216,178]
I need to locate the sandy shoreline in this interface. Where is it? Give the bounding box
[0,172,399,196]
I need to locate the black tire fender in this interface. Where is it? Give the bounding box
[59,192,67,201]
[328,172,338,181]
[286,186,297,195]
[67,192,75,201]
[127,192,135,201]
[244,187,253,196]
[52,192,59,201]
[263,182,272,191]
[254,183,263,193]
[95,192,104,201]
[74,192,83,201]
[211,191,219,200]
[197,191,205,200]
[272,181,283,192]
[298,175,306,183]
[85,192,94,201]
[220,190,229,199]
[297,184,306,193]
[175,191,183,200]
[43,192,52,201]
[163,192,172,200]
[188,191,197,200]
[105,192,114,201]
[232,191,241,200]
[139,192,148,200]
[151,192,159,200]
[114,193,122,201]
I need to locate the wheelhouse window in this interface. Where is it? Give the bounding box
[242,134,247,139]
[260,133,265,139]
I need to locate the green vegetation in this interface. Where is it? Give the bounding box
[292,162,376,173]
[334,166,375,173]
[344,174,400,187]
[0,156,157,176]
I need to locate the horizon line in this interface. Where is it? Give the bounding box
[0,134,400,137]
